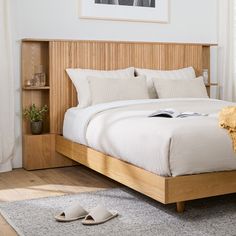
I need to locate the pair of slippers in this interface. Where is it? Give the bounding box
[55,204,118,225]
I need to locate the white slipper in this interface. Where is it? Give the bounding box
[55,203,89,222]
[82,205,118,225]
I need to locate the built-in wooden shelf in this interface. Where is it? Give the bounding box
[205,83,218,87]
[23,133,76,170]
[22,38,218,47]
[22,40,76,170]
[24,133,50,136]
[23,86,50,90]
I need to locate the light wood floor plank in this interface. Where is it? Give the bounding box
[0,166,116,236]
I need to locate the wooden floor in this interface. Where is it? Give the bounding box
[0,166,118,236]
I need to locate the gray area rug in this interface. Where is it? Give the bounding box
[0,188,236,236]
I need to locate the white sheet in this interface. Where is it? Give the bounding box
[63,98,236,177]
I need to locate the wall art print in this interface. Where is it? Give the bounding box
[79,0,169,23]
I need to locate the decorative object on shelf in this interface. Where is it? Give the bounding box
[32,65,46,87]
[79,0,168,23]
[24,65,47,88]
[23,104,48,135]
[202,69,209,85]
[25,79,33,87]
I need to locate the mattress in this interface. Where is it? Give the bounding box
[63,98,236,177]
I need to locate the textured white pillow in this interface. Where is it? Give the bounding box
[153,76,209,99]
[87,76,149,105]
[135,67,196,98]
[66,67,135,108]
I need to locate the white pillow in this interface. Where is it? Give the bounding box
[153,76,209,99]
[87,76,149,105]
[135,67,196,98]
[66,67,135,108]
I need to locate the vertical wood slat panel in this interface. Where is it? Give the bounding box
[49,40,208,134]
[184,45,202,76]
[133,43,153,68]
[152,44,166,69]
[50,41,72,134]
[164,44,185,70]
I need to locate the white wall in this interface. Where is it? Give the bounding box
[15,0,217,42]
[11,0,218,168]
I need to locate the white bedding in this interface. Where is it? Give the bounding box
[63,98,236,177]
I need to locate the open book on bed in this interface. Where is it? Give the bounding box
[149,109,208,118]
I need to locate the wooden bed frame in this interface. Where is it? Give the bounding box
[56,135,236,213]
[40,39,236,212]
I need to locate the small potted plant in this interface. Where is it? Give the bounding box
[23,104,48,135]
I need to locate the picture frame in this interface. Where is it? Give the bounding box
[79,0,169,23]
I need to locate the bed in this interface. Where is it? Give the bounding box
[63,98,236,177]
[50,40,236,212]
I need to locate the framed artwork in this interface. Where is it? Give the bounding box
[79,0,169,23]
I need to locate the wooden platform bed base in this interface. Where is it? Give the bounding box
[56,135,236,213]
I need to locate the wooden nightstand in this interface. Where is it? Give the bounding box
[21,40,75,170]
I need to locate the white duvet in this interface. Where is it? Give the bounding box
[63,98,236,177]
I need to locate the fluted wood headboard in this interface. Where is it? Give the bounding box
[44,40,212,134]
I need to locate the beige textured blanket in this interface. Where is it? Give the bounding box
[219,106,236,152]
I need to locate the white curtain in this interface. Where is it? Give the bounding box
[218,0,236,102]
[0,0,14,172]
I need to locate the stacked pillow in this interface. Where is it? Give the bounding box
[135,67,196,98]
[66,66,208,108]
[87,76,149,105]
[153,76,208,99]
[66,67,135,108]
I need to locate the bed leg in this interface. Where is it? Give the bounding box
[176,201,185,213]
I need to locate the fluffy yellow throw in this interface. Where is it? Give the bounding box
[219,106,236,152]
